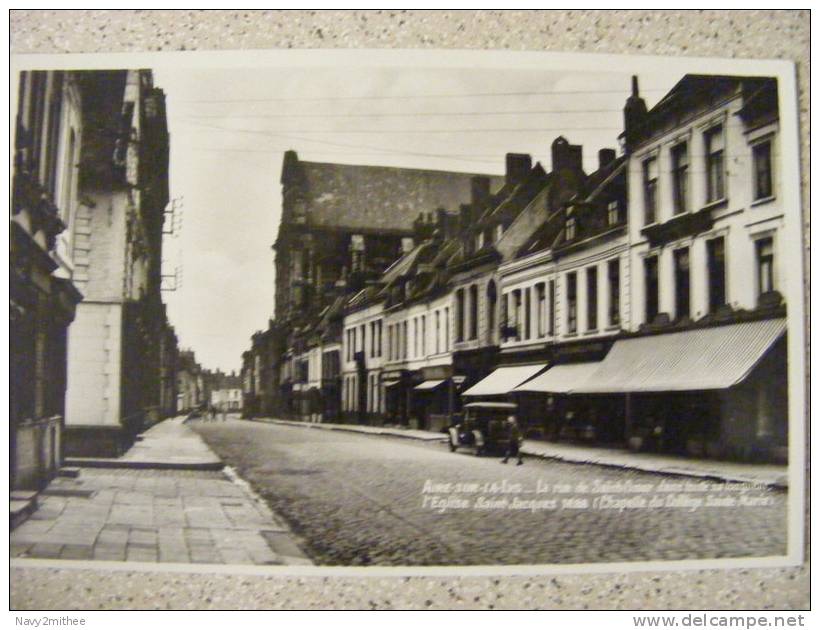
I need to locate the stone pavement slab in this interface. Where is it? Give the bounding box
[12,466,312,566]
[257,417,787,488]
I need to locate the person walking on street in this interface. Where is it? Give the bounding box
[501,415,523,465]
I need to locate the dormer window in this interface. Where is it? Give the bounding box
[350,234,365,272]
[607,200,620,226]
[565,217,576,241]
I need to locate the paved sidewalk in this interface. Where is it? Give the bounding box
[66,415,222,470]
[257,417,788,488]
[11,416,313,566]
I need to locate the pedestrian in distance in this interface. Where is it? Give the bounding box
[501,415,523,465]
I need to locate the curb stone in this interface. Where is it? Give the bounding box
[250,417,787,490]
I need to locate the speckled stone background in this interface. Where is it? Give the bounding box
[10,9,810,610]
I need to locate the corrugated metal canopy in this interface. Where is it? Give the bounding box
[461,364,547,397]
[414,379,445,391]
[573,318,786,394]
[513,362,601,394]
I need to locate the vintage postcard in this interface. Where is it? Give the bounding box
[9,47,805,578]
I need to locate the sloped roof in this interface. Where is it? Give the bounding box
[285,156,504,232]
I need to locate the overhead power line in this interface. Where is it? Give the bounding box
[174,87,668,105]
[181,121,624,134]
[177,108,623,119]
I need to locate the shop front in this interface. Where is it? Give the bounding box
[411,365,455,432]
[571,318,788,462]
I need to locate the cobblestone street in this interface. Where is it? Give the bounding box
[191,420,788,567]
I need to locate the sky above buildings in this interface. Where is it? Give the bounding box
[153,61,678,373]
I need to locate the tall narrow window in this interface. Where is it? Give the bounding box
[524,287,532,339]
[501,293,509,339]
[444,307,450,350]
[469,284,479,340]
[707,237,727,312]
[756,237,774,295]
[387,325,393,361]
[512,289,522,340]
[671,142,689,215]
[455,289,464,342]
[753,140,773,200]
[435,311,441,354]
[607,200,620,226]
[565,217,576,241]
[643,156,658,225]
[536,282,546,337]
[486,281,497,344]
[548,280,556,336]
[644,256,659,323]
[587,266,598,331]
[705,125,725,203]
[674,248,691,320]
[421,315,426,357]
[607,259,620,327]
[566,273,577,334]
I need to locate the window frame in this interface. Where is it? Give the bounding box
[586,266,598,331]
[671,141,690,215]
[704,123,726,204]
[642,154,659,225]
[751,137,775,202]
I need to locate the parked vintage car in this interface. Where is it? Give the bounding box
[448,401,521,456]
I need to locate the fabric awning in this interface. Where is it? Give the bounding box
[462,364,547,397]
[513,362,601,394]
[382,380,401,388]
[573,318,786,394]
[414,379,446,391]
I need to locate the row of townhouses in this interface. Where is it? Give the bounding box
[11,69,179,490]
[242,74,787,463]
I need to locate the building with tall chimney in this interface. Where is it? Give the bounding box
[241,152,502,420]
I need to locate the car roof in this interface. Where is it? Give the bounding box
[463,402,518,409]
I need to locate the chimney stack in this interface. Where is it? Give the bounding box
[470,176,491,209]
[551,136,584,173]
[598,148,617,170]
[623,75,648,152]
[505,153,532,186]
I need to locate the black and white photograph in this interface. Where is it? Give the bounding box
[9,45,805,583]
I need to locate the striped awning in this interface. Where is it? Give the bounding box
[573,318,786,394]
[462,364,547,397]
[513,362,601,394]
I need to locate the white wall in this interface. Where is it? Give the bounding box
[627,92,783,330]
[65,302,122,427]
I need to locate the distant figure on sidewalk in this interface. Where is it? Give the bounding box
[501,415,523,465]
